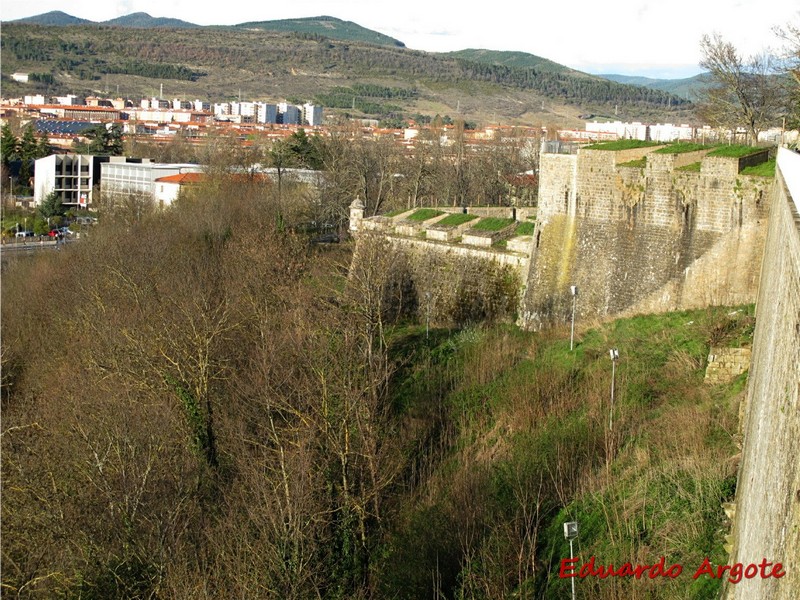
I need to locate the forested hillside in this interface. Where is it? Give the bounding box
[2,171,747,598]
[0,23,693,125]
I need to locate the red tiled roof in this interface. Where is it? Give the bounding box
[155,172,204,184]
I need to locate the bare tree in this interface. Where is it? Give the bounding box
[775,21,800,130]
[697,33,785,144]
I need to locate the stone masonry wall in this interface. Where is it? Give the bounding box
[724,149,800,600]
[704,347,752,383]
[523,150,771,329]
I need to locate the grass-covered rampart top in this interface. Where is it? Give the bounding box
[740,159,776,177]
[706,144,765,158]
[618,157,647,168]
[514,221,535,236]
[583,140,662,151]
[436,213,479,227]
[384,208,408,217]
[653,142,710,154]
[405,208,445,221]
[470,217,516,231]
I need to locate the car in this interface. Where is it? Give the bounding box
[48,229,61,238]
[58,227,73,236]
[15,230,34,238]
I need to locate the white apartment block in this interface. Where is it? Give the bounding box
[256,102,278,124]
[584,121,699,142]
[278,103,301,125]
[302,103,323,126]
[55,94,82,106]
[24,94,46,105]
[232,102,257,118]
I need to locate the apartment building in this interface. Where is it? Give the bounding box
[302,103,323,126]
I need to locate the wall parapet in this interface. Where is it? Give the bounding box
[725,147,800,600]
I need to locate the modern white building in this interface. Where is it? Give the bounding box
[584,121,700,142]
[256,102,278,124]
[302,103,323,126]
[34,154,104,208]
[55,94,82,106]
[101,160,203,207]
[278,103,301,125]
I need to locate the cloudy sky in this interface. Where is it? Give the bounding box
[4,0,798,78]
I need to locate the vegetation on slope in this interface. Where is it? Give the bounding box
[1,174,751,597]
[445,49,578,74]
[234,15,406,48]
[0,23,693,123]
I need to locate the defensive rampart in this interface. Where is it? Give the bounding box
[349,202,535,325]
[724,148,800,599]
[521,147,772,329]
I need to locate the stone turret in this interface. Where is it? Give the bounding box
[349,196,365,232]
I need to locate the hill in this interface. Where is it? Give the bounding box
[445,48,583,75]
[10,10,93,26]
[234,15,405,48]
[102,12,199,29]
[599,72,711,100]
[0,22,694,126]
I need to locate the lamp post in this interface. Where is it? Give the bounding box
[425,291,432,340]
[564,521,579,600]
[570,285,578,350]
[609,348,619,430]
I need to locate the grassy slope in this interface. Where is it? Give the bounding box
[381,305,752,598]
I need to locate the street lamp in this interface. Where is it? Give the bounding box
[609,348,619,430]
[564,521,579,600]
[570,285,578,350]
[425,291,432,340]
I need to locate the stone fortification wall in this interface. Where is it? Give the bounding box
[354,231,527,326]
[725,148,800,600]
[522,149,771,329]
[350,204,534,326]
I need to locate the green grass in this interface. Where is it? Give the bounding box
[654,142,711,154]
[583,140,662,151]
[406,208,445,222]
[385,208,408,218]
[470,217,515,232]
[383,305,754,599]
[707,145,764,158]
[436,213,478,227]
[618,157,647,168]
[740,159,776,178]
[515,221,535,236]
[678,161,702,172]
